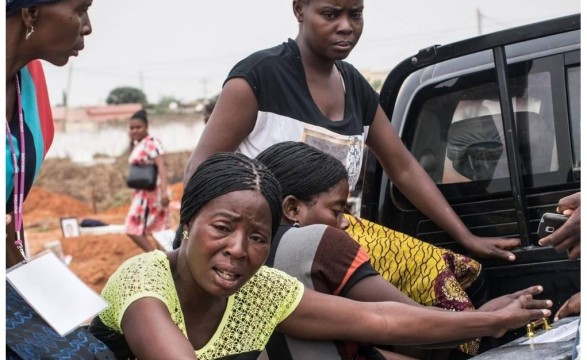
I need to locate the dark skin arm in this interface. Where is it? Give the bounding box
[184,78,258,184]
[366,108,521,261]
[345,273,419,304]
[122,297,197,360]
[278,288,549,345]
[554,292,580,321]
[476,285,551,312]
[347,274,550,353]
[538,192,581,260]
[348,274,550,312]
[154,155,170,207]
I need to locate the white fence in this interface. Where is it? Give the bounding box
[47,120,206,164]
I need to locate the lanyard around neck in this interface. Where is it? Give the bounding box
[5,73,27,262]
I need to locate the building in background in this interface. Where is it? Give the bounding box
[52,103,143,132]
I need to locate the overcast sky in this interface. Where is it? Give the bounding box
[42,0,581,107]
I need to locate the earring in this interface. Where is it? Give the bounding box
[293,220,300,228]
[25,26,34,40]
[182,230,188,241]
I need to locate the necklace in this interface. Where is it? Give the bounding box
[5,74,27,262]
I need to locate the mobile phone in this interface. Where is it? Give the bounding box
[537,213,569,238]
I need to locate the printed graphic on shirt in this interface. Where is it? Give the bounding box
[237,112,366,190]
[238,111,368,190]
[302,127,364,189]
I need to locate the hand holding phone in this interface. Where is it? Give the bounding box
[537,213,569,239]
[538,194,580,260]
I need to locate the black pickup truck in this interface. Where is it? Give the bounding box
[360,14,580,347]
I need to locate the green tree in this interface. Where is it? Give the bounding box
[106,86,148,106]
[369,79,382,92]
[156,96,180,111]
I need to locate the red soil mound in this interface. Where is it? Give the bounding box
[23,182,184,294]
[24,187,93,224]
[20,152,187,293]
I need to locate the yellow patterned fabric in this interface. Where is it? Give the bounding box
[98,250,304,359]
[345,215,482,355]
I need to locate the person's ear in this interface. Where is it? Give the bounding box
[292,0,304,23]
[282,195,300,223]
[21,6,39,29]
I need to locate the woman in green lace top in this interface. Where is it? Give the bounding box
[89,152,550,360]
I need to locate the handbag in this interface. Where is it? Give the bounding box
[126,164,158,190]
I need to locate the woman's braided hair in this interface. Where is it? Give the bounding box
[172,152,282,249]
[130,109,148,125]
[256,141,348,203]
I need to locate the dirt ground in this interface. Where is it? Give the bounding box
[22,152,190,294]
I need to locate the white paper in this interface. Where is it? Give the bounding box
[153,229,176,251]
[520,319,580,345]
[6,251,109,337]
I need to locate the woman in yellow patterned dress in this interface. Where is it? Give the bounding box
[346,216,480,311]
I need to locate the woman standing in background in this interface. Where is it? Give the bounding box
[125,109,170,252]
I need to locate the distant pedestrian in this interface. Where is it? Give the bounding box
[125,109,170,252]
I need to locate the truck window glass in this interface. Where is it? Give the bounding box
[407,59,561,196]
[566,65,580,169]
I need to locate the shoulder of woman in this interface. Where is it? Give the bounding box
[228,41,295,79]
[336,60,358,74]
[278,225,362,260]
[142,136,164,152]
[282,223,329,238]
[283,224,352,242]
[113,250,168,278]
